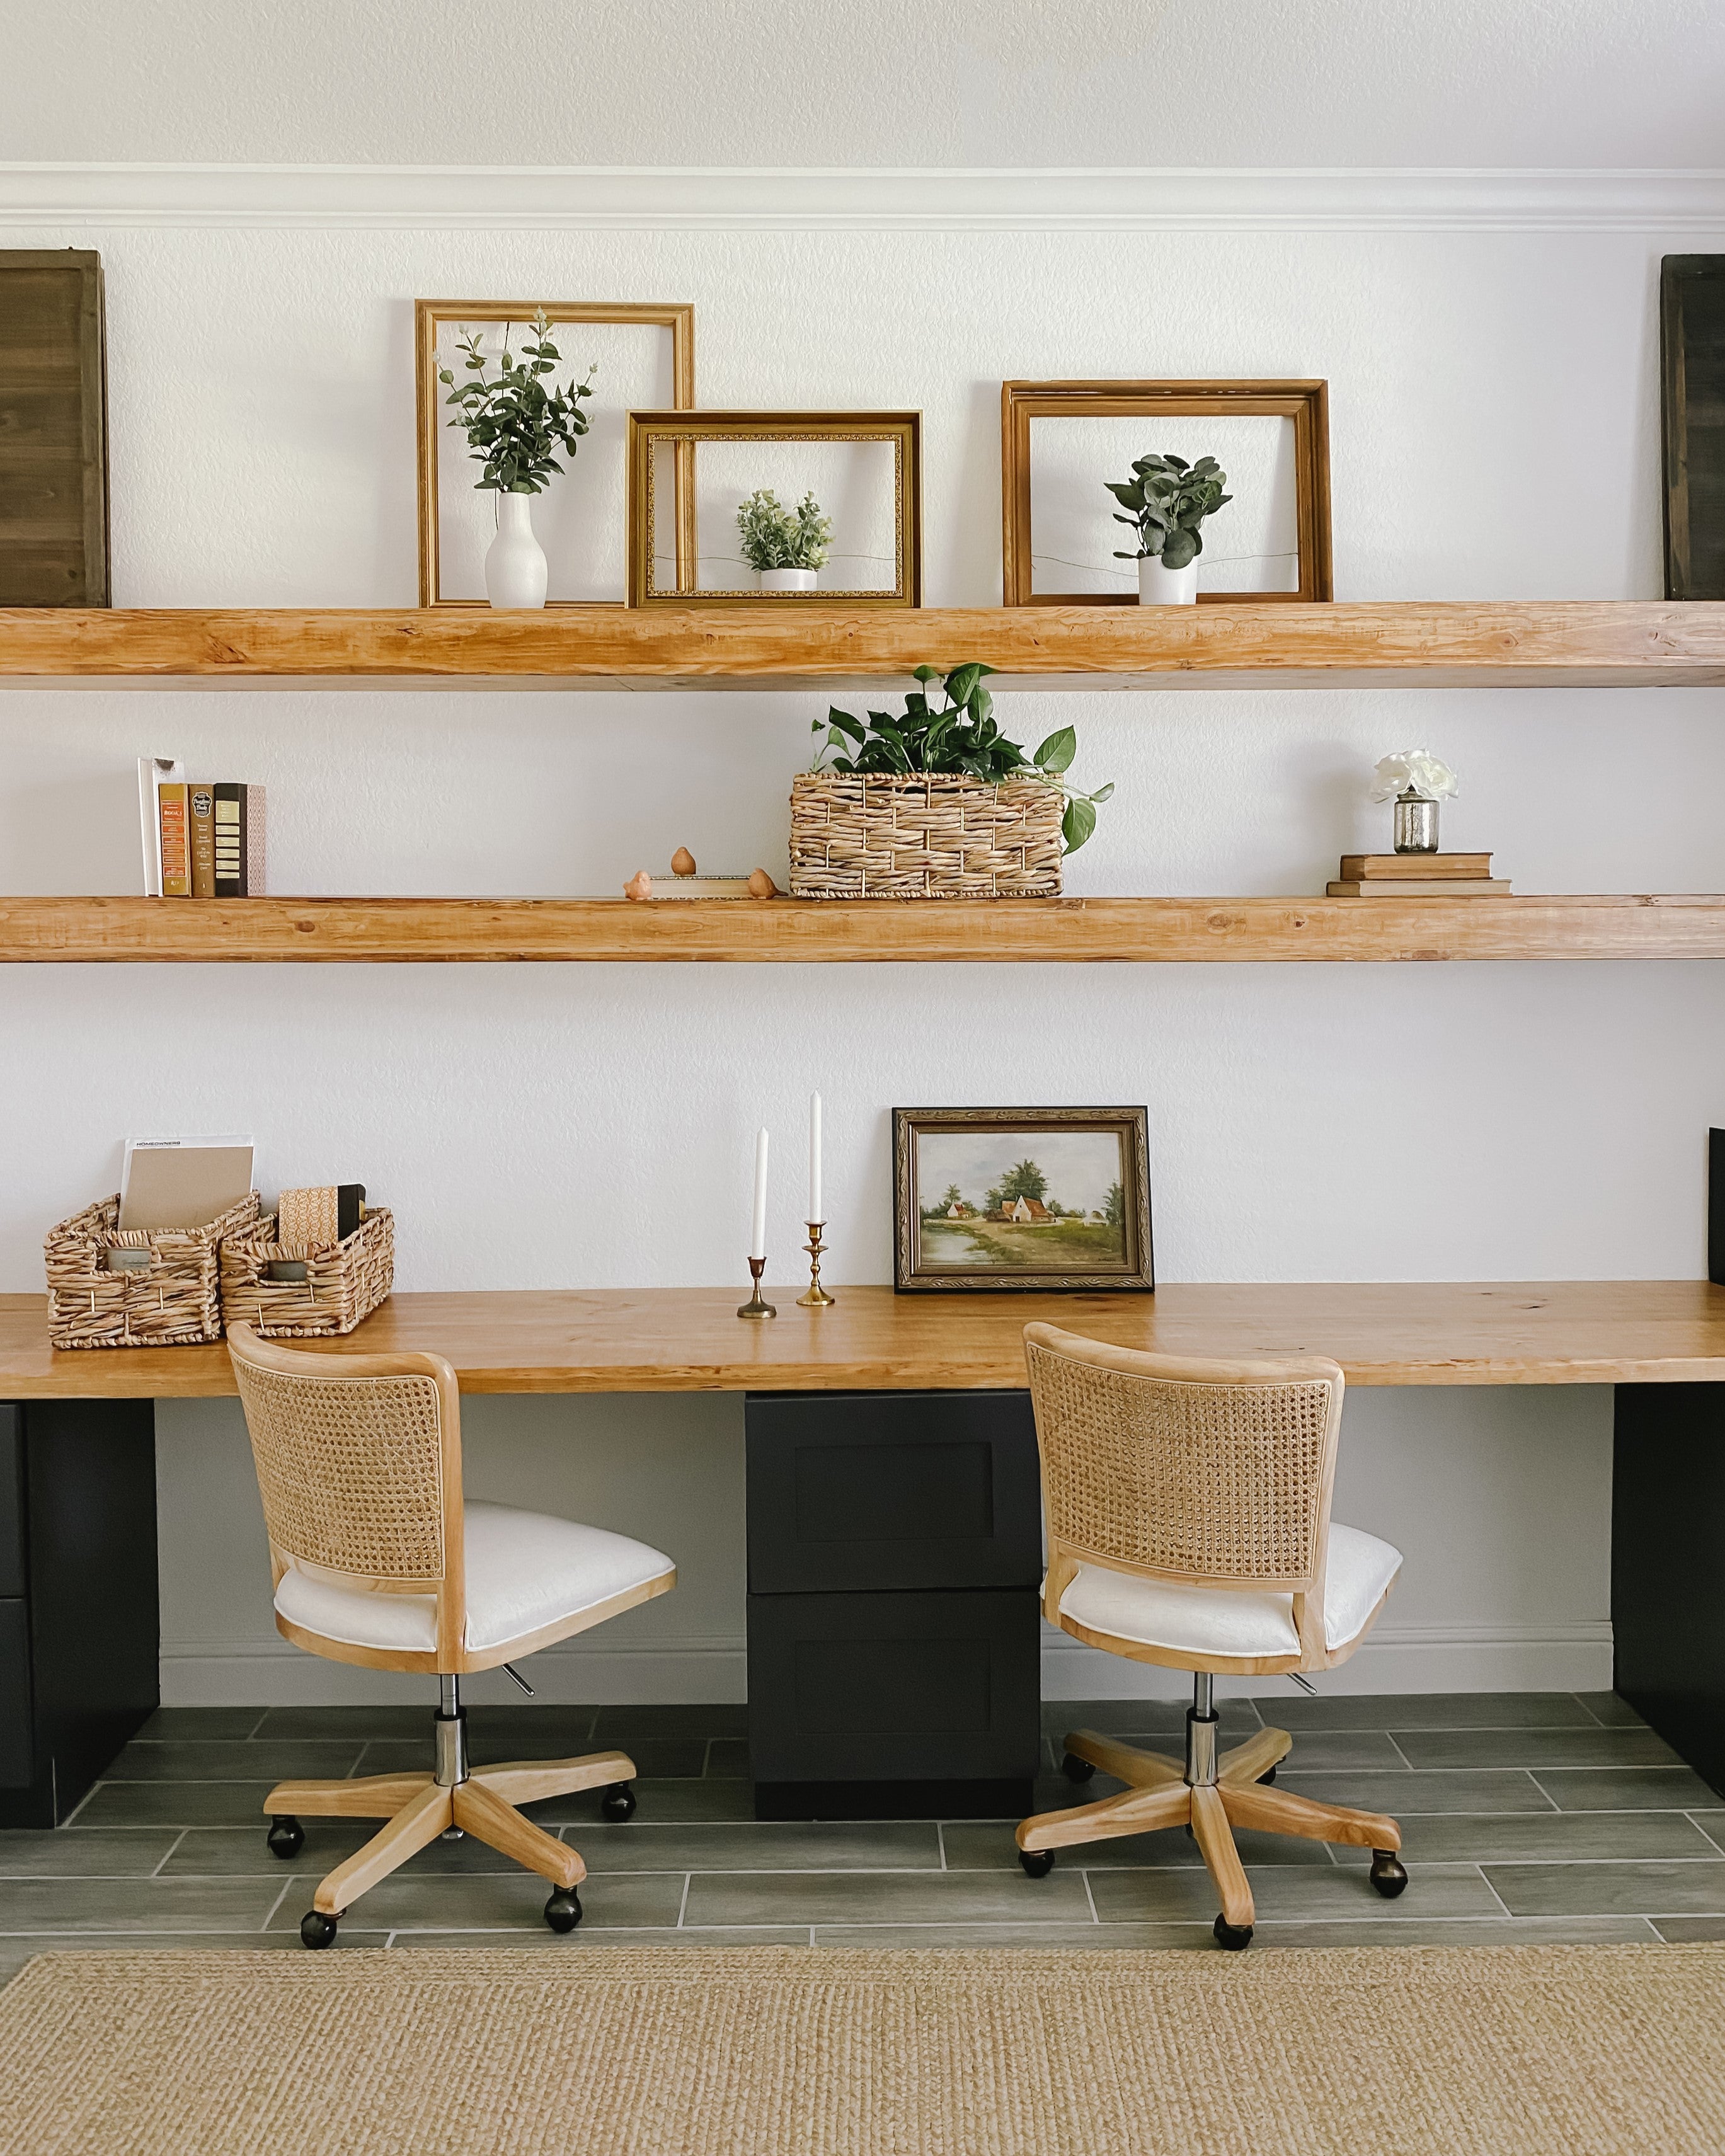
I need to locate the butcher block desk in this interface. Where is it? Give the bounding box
[1,1281,1722,1825]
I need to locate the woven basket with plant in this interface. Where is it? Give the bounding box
[789,664,1112,900]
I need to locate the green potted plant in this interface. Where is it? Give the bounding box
[438,311,596,609]
[1106,452,1231,606]
[736,488,834,593]
[791,663,1113,898]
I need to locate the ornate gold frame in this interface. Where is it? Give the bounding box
[626,410,922,607]
[892,1106,1155,1294]
[1000,379,1332,607]
[415,300,695,609]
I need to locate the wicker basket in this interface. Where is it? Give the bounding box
[219,1207,394,1339]
[788,772,1064,899]
[45,1191,261,1349]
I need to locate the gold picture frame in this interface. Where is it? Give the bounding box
[893,1106,1155,1294]
[415,300,696,608]
[1000,379,1332,606]
[626,409,922,607]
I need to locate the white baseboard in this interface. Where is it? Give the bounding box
[159,1636,748,1707]
[1038,1622,1614,1700]
[163,1620,1612,1706]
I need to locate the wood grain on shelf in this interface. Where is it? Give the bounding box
[4,893,1724,964]
[3,602,1724,688]
[3,1282,1722,1400]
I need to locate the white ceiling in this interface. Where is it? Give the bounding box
[7,0,1723,167]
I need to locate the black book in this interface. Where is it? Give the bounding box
[1711,1130,1724,1287]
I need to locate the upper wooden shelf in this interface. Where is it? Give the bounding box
[4,602,1725,691]
[5,894,1724,963]
[3,1282,1722,1397]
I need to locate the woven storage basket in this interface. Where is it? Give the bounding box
[219,1207,394,1339]
[788,772,1064,899]
[44,1190,261,1349]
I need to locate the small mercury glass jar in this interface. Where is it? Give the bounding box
[1393,788,1439,853]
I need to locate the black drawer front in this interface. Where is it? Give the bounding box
[747,1587,1040,1783]
[746,1391,1041,1594]
[0,1409,23,1598]
[0,1599,32,1788]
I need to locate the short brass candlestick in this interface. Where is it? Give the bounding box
[736,1256,777,1320]
[798,1222,835,1308]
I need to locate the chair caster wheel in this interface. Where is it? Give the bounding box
[300,1908,338,1949]
[600,1782,638,1823]
[544,1886,583,1932]
[1213,1915,1254,1951]
[1060,1752,1096,1784]
[1370,1851,1408,1898]
[267,1816,304,1861]
[1258,1765,1277,1784]
[1019,1849,1056,1878]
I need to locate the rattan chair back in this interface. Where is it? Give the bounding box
[227,1322,466,1665]
[1023,1322,1346,1661]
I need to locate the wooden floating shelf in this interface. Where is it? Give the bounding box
[4,602,1725,690]
[6,895,1725,964]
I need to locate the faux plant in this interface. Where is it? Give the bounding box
[1108,452,1231,570]
[1370,748,1459,802]
[438,312,596,494]
[809,662,1114,852]
[736,489,833,572]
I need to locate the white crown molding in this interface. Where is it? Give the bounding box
[2,164,1724,233]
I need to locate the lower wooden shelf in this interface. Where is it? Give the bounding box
[4,893,1725,963]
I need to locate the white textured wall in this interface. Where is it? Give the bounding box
[4,177,1724,1702]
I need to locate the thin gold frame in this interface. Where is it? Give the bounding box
[416,300,696,609]
[626,410,922,608]
[1001,379,1333,607]
[893,1106,1155,1295]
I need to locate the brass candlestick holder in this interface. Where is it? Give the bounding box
[736,1256,777,1320]
[798,1222,835,1308]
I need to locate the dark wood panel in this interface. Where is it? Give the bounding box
[1662,256,1725,601]
[0,253,108,607]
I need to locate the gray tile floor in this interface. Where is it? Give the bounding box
[2,1690,1721,1978]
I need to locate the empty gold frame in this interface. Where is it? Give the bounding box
[416,301,696,608]
[626,410,923,607]
[1001,379,1333,606]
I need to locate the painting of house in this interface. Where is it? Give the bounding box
[995,1196,1052,1223]
[946,1200,975,1218]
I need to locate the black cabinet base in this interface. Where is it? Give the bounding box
[754,1777,1036,1822]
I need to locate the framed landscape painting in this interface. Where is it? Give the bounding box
[893,1107,1154,1293]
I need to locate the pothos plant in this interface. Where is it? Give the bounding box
[438,311,597,494]
[736,489,833,572]
[1108,452,1231,570]
[809,663,1114,852]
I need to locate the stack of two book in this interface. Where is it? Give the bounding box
[1327,853,1510,898]
[139,758,265,897]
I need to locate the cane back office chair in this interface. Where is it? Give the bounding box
[227,1322,676,1949]
[1018,1322,1408,1950]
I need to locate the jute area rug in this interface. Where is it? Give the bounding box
[2,1943,1722,2156]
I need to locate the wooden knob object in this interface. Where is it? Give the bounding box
[747,868,779,898]
[671,847,697,877]
[624,870,653,902]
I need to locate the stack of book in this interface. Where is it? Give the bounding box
[1327,853,1510,898]
[139,758,265,897]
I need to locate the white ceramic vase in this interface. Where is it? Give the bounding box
[1138,554,1199,606]
[486,493,548,609]
[760,567,818,593]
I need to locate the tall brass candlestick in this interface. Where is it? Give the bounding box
[736,1256,777,1320]
[798,1222,835,1308]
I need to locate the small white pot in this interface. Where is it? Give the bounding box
[1138,554,1199,606]
[760,566,818,593]
[485,492,548,609]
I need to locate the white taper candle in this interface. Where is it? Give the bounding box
[750,1127,769,1262]
[809,1092,823,1223]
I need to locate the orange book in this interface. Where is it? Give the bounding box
[188,785,216,898]
[158,783,190,897]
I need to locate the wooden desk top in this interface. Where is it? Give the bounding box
[3,1282,1724,1397]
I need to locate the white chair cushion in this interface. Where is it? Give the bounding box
[1056,1522,1402,1663]
[275,1501,675,1656]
